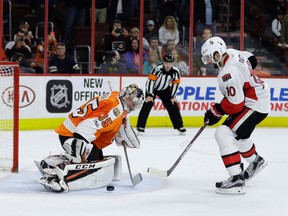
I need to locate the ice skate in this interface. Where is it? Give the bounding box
[244,155,268,181]
[215,164,245,195]
[177,127,186,135]
[37,176,64,192]
[136,127,145,136]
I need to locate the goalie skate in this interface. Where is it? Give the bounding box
[37,176,67,192]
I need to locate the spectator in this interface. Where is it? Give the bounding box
[162,39,189,65]
[158,16,180,46]
[280,8,288,71]
[144,20,159,43]
[157,0,178,25]
[63,0,90,49]
[272,10,284,45]
[5,30,35,73]
[90,0,109,23]
[47,32,58,58]
[106,0,130,26]
[128,27,150,51]
[193,27,216,76]
[30,0,57,22]
[31,32,58,74]
[49,43,80,74]
[146,36,163,62]
[142,50,161,74]
[14,21,37,52]
[125,38,147,74]
[104,19,129,56]
[30,41,45,74]
[98,50,128,74]
[171,50,189,76]
[194,0,219,35]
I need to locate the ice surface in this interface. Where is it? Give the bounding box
[0,128,287,216]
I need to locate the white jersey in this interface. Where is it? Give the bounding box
[217,51,270,114]
[227,48,253,59]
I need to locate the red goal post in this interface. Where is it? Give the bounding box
[0,61,19,172]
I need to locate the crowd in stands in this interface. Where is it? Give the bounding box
[2,0,288,76]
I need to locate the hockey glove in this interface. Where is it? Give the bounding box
[204,103,225,125]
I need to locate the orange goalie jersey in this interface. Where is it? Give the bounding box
[55,91,128,150]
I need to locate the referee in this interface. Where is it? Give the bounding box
[136,54,186,135]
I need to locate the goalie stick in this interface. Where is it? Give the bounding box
[108,80,142,186]
[123,144,143,186]
[108,80,113,91]
[147,122,208,178]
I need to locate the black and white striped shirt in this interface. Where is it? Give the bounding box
[146,64,181,98]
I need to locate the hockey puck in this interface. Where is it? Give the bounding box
[106,185,114,191]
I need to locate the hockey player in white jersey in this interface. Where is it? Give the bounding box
[201,36,270,194]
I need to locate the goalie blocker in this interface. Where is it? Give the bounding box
[35,154,122,192]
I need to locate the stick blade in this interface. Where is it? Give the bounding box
[132,173,143,186]
[147,167,168,178]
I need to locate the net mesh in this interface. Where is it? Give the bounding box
[0,66,15,170]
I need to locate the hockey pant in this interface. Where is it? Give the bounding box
[137,88,184,129]
[214,107,268,176]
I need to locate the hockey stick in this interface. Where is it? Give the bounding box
[108,80,142,186]
[147,122,208,178]
[123,144,143,186]
[108,80,113,91]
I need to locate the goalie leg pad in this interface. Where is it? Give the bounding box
[115,117,140,148]
[61,157,116,191]
[106,155,122,181]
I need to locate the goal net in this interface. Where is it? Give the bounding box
[0,62,19,172]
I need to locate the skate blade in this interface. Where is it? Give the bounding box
[215,187,246,195]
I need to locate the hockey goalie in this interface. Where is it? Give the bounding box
[35,84,144,192]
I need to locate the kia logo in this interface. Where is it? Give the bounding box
[1,85,36,108]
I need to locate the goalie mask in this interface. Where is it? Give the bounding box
[120,84,144,112]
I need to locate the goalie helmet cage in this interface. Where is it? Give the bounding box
[0,61,19,172]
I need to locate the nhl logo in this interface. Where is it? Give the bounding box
[50,84,70,108]
[46,80,72,113]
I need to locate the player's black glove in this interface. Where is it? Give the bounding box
[204,103,225,125]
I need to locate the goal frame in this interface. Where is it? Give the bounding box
[0,61,19,172]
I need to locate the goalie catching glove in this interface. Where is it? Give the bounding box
[204,103,225,125]
[115,116,140,148]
